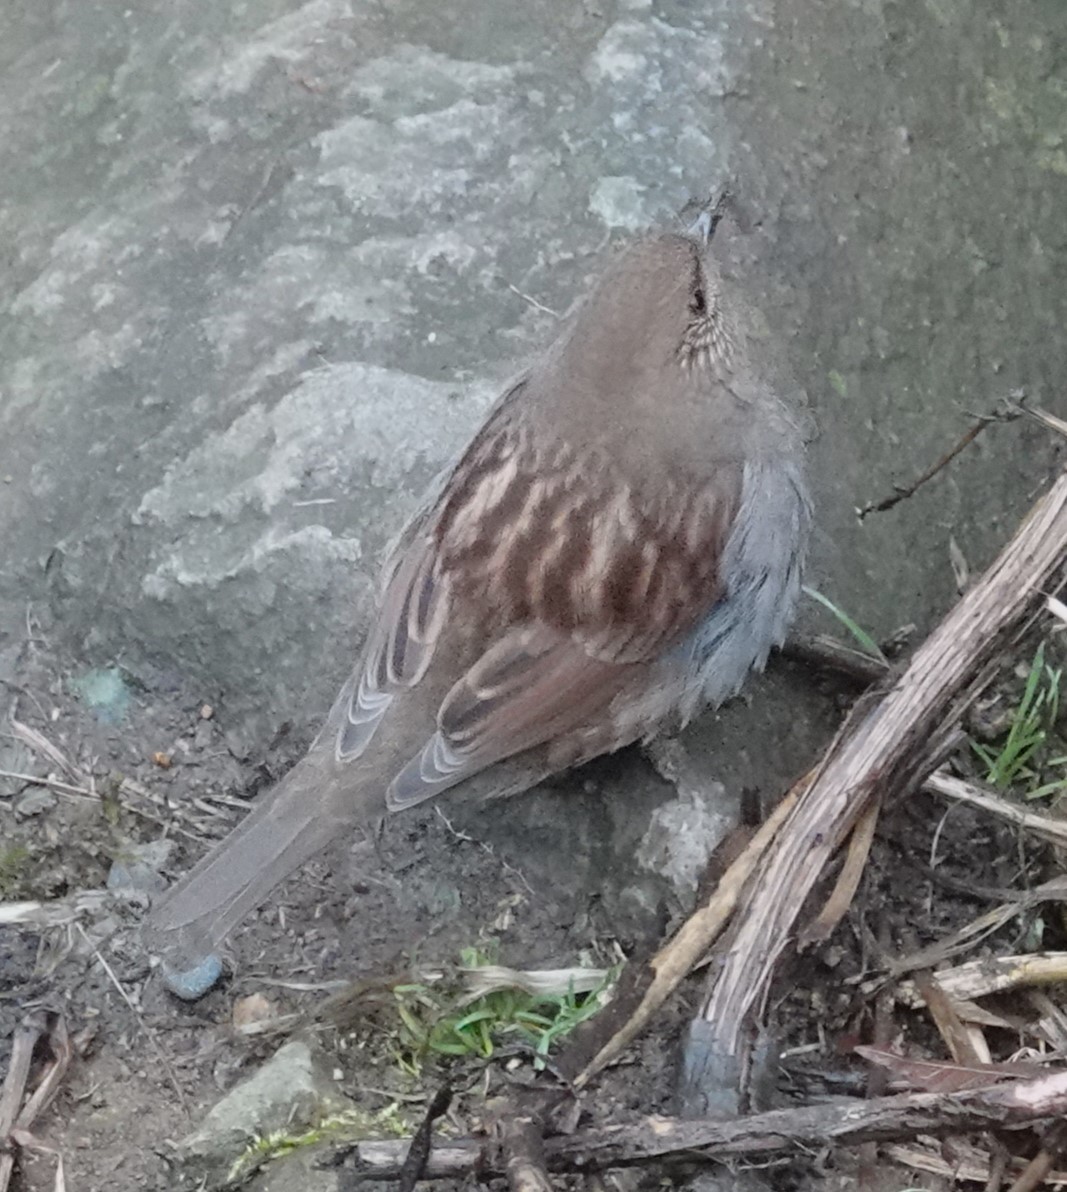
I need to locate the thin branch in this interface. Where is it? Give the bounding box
[496,1106,555,1192]
[0,769,97,801]
[779,632,889,687]
[507,284,560,319]
[1011,399,1067,442]
[799,795,880,947]
[398,1082,452,1192]
[0,1015,71,1192]
[12,1017,71,1136]
[0,1018,42,1192]
[75,925,188,1114]
[924,770,1067,847]
[339,1069,1067,1180]
[553,779,803,1089]
[858,399,1021,519]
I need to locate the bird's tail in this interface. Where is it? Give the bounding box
[143,728,371,998]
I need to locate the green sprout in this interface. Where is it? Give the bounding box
[803,585,887,663]
[0,844,30,897]
[226,1105,409,1185]
[390,948,615,1073]
[972,643,1067,798]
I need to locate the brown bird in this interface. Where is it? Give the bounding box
[147,225,812,998]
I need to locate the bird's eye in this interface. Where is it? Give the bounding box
[690,287,707,316]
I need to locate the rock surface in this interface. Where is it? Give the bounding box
[3,0,1062,740]
[174,1040,352,1188]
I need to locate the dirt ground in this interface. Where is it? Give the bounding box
[0,623,693,1191]
[3,617,1067,1191]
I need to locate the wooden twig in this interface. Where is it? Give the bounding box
[0,769,96,801]
[5,718,82,780]
[983,1140,1012,1192]
[697,469,1067,1062]
[0,1017,42,1192]
[398,1081,453,1192]
[340,1069,1067,1180]
[894,953,1067,1009]
[886,1139,1067,1188]
[912,969,985,1067]
[857,401,1020,520]
[495,1106,555,1192]
[924,771,1067,848]
[1015,401,1067,442]
[1007,1119,1067,1192]
[799,796,880,947]
[1007,1150,1056,1192]
[0,892,112,929]
[780,632,889,687]
[550,778,804,1089]
[858,919,895,1185]
[75,924,188,1114]
[872,880,1066,984]
[507,284,560,319]
[0,1015,71,1192]
[13,1017,71,1135]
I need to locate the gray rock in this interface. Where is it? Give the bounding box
[12,787,57,817]
[107,838,176,895]
[2,0,1061,799]
[251,1144,345,1192]
[639,738,737,898]
[174,1040,353,1187]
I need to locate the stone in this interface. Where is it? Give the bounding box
[173,1040,353,1188]
[106,838,176,896]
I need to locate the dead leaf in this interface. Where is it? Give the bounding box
[855,1044,1049,1093]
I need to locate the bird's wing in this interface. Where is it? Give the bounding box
[359,396,743,809]
[334,381,533,763]
[336,531,447,761]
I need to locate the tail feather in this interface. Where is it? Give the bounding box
[144,748,373,991]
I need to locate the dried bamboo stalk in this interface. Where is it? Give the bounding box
[699,468,1067,1057]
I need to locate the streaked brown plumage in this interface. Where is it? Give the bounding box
[147,229,812,999]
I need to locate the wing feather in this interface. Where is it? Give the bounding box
[386,625,630,808]
[343,384,743,807]
[337,534,447,761]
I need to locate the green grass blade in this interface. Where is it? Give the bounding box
[802,586,887,662]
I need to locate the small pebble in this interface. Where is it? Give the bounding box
[232,993,274,1029]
